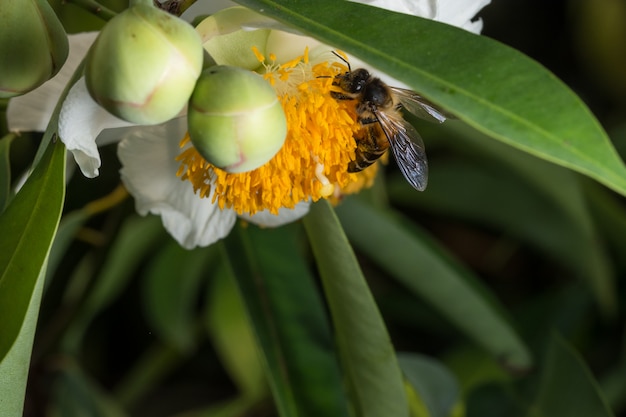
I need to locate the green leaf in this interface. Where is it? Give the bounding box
[0,140,65,361]
[390,153,615,316]
[0,133,16,213]
[529,334,615,417]
[399,353,461,417]
[424,128,617,315]
[221,222,350,417]
[142,241,217,352]
[303,200,409,417]
[335,197,532,370]
[0,265,47,416]
[0,140,65,415]
[233,0,626,195]
[206,265,267,400]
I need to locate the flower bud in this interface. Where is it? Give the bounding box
[187,66,287,173]
[85,3,203,125]
[0,0,69,98]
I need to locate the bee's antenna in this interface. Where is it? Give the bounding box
[332,51,351,71]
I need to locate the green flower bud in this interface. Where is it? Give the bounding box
[0,0,69,98]
[85,3,203,125]
[187,66,287,173]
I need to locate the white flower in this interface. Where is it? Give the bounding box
[7,0,490,249]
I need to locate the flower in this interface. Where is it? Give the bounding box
[7,0,490,249]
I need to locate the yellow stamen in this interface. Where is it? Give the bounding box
[176,48,378,215]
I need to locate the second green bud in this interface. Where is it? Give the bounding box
[187,66,287,173]
[85,3,203,125]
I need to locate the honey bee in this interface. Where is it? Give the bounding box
[331,56,451,191]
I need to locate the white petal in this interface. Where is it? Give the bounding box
[349,0,489,33]
[58,78,134,178]
[7,32,98,132]
[181,0,238,20]
[435,0,490,33]
[240,201,310,227]
[350,0,436,17]
[265,31,329,64]
[118,119,237,249]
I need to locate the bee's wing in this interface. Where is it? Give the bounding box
[375,109,429,191]
[390,87,453,124]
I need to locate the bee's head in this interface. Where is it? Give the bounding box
[333,68,370,94]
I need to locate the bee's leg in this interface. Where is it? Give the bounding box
[330,91,355,100]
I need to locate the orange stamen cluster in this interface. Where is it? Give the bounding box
[176,47,378,215]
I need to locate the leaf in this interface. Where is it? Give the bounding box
[529,334,615,417]
[389,153,615,316]
[233,0,626,195]
[0,132,16,213]
[221,222,350,417]
[0,140,65,362]
[399,353,461,417]
[303,199,409,417]
[335,197,532,370]
[0,140,65,416]
[0,265,48,417]
[142,241,217,352]
[206,265,267,400]
[446,124,615,315]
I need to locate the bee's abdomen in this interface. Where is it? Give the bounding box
[348,124,388,172]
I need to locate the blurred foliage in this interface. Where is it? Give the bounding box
[2,0,626,416]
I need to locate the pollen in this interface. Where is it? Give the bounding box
[176,48,377,216]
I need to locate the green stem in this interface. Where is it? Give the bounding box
[66,0,117,21]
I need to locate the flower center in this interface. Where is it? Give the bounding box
[176,47,378,215]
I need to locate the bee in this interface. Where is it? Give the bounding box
[331,55,451,191]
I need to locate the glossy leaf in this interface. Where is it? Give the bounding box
[221,222,350,417]
[0,265,47,416]
[234,0,626,196]
[0,140,65,361]
[0,140,65,415]
[303,200,409,417]
[142,241,216,352]
[335,197,532,370]
[529,334,615,417]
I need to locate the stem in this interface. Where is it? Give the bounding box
[66,0,117,21]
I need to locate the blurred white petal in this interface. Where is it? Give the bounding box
[58,78,133,178]
[7,32,98,132]
[118,119,237,249]
[351,0,436,17]
[181,0,238,20]
[350,0,489,33]
[240,201,311,227]
[436,0,491,33]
